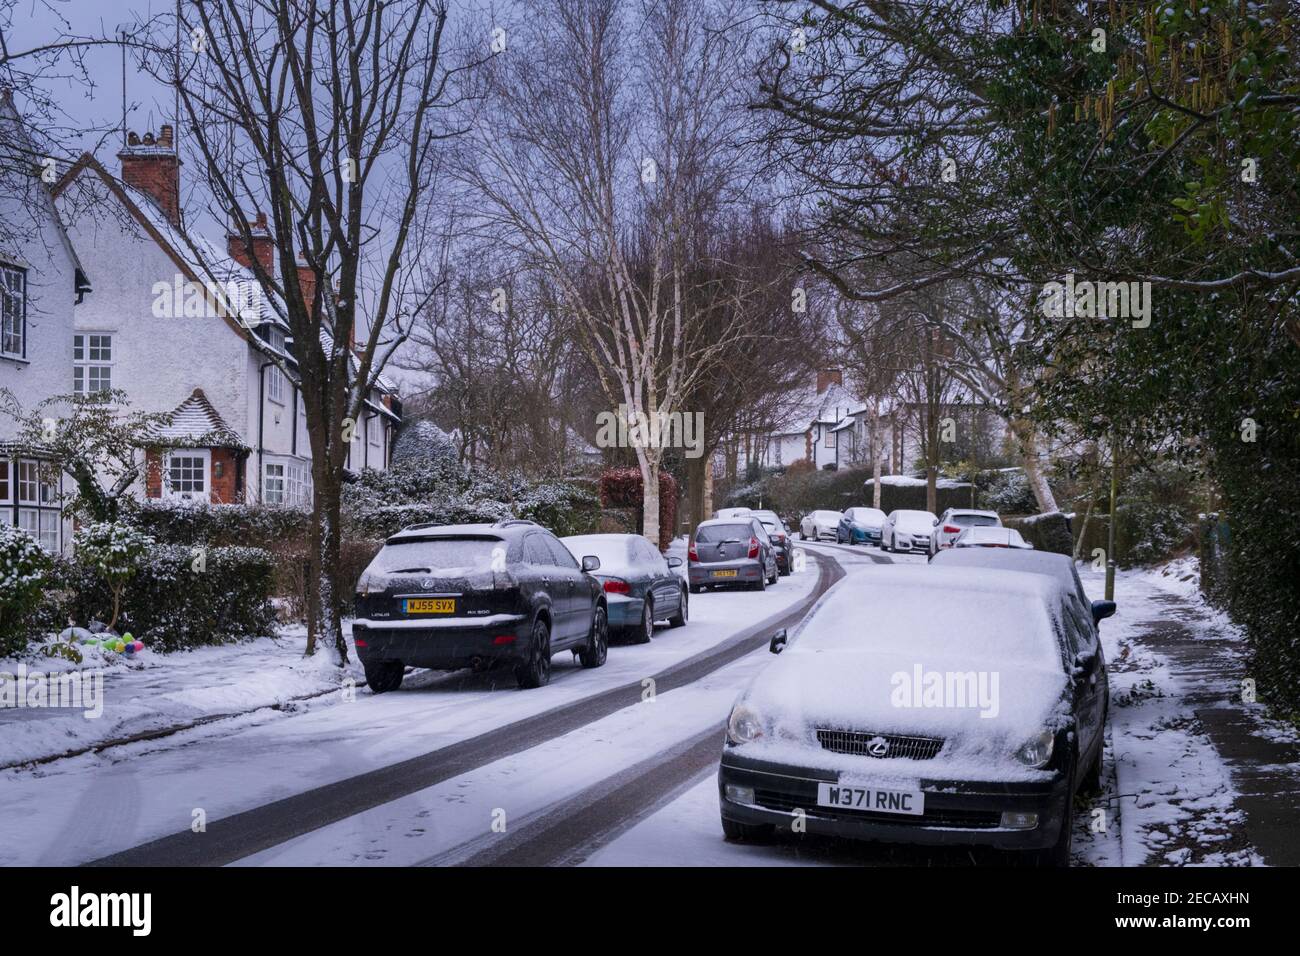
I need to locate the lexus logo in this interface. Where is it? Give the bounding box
[866,735,890,757]
[420,578,436,590]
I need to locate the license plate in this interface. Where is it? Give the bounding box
[404,598,455,614]
[816,782,924,816]
[712,569,738,578]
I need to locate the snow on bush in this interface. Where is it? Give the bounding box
[980,468,1038,515]
[0,524,52,656]
[72,521,155,631]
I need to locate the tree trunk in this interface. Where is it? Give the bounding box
[1011,417,1059,513]
[702,460,714,523]
[642,456,661,549]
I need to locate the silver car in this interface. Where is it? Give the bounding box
[929,508,1002,556]
[880,509,938,553]
[799,510,843,542]
[689,517,779,592]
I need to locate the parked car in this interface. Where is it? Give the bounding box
[713,507,753,520]
[718,565,1108,865]
[880,509,939,553]
[561,533,687,644]
[951,526,1032,550]
[837,507,887,546]
[751,510,794,576]
[353,519,608,692]
[929,547,1117,633]
[929,508,1002,555]
[799,510,843,542]
[689,517,779,592]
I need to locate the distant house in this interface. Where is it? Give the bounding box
[739,369,859,471]
[0,91,91,552]
[52,124,400,507]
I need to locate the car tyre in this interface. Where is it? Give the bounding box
[721,815,775,844]
[578,604,608,668]
[1026,771,1075,867]
[515,618,553,689]
[689,583,702,595]
[628,598,654,644]
[667,588,688,628]
[364,660,404,694]
[753,572,766,592]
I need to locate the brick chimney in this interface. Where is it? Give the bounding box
[227,211,275,277]
[816,368,843,394]
[295,260,317,317]
[118,125,182,226]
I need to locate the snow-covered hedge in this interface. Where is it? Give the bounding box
[0,525,52,656]
[979,469,1038,515]
[128,499,310,547]
[52,544,276,652]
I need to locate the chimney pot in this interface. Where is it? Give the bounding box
[118,128,182,226]
[227,211,275,277]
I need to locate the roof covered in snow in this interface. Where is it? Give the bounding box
[148,388,248,450]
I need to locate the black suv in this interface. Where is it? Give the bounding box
[353,519,609,692]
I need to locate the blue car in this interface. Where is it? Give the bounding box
[836,506,887,545]
[561,534,688,644]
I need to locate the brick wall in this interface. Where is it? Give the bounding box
[144,448,163,498]
[210,448,241,504]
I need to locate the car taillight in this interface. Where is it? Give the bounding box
[943,525,961,533]
[603,579,631,594]
[748,537,760,559]
[688,544,699,561]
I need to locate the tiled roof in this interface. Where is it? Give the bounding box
[149,388,248,450]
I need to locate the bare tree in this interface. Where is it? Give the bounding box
[148,0,472,661]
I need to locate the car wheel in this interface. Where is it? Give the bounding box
[689,583,702,595]
[514,617,553,689]
[628,598,653,644]
[364,660,404,694]
[578,604,608,668]
[881,534,891,553]
[721,815,775,844]
[667,588,688,628]
[753,571,766,592]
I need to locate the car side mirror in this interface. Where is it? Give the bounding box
[769,628,788,655]
[666,555,683,568]
[1091,599,1117,626]
[932,519,940,526]
[581,555,601,573]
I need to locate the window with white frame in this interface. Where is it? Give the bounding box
[824,427,835,449]
[165,450,209,501]
[367,414,380,447]
[267,364,285,404]
[1,264,24,358]
[7,458,61,550]
[73,333,113,395]
[287,461,311,506]
[264,462,285,505]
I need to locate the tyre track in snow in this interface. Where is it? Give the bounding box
[88,552,844,867]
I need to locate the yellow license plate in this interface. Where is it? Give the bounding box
[405,598,455,614]
[712,570,738,578]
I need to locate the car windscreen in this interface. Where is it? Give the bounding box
[848,508,884,522]
[378,537,502,573]
[561,536,636,571]
[696,523,751,543]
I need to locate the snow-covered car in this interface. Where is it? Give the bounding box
[952,526,1032,550]
[880,509,938,553]
[561,533,688,643]
[799,510,843,541]
[353,520,609,691]
[718,566,1108,865]
[689,517,779,592]
[713,507,753,520]
[836,507,887,545]
[929,508,1002,555]
[751,510,794,576]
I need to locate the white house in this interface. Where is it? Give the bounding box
[0,91,90,552]
[52,125,400,507]
[738,369,859,472]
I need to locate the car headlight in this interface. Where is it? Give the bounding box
[1014,729,1056,768]
[726,703,766,746]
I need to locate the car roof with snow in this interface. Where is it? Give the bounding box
[387,520,537,543]
[930,546,1088,604]
[945,508,999,518]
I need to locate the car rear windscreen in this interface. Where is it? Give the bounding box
[379,537,501,572]
[562,537,635,570]
[954,514,999,527]
[696,523,751,543]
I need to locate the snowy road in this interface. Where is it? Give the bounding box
[2,540,1262,867]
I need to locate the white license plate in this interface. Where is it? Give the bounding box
[816,782,925,816]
